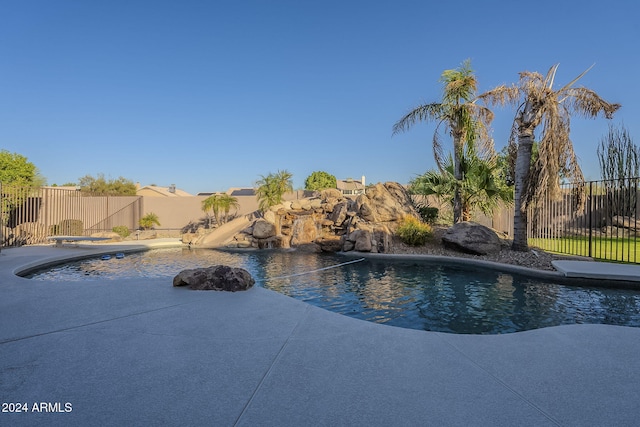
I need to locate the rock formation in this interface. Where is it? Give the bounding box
[173,265,255,291]
[223,182,418,253]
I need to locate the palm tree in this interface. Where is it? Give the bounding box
[219,193,240,223]
[201,194,223,228]
[410,150,513,221]
[480,64,620,251]
[139,212,160,230]
[393,60,494,223]
[255,170,293,212]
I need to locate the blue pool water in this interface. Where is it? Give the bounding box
[26,248,640,334]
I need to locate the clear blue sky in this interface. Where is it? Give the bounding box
[1,0,638,194]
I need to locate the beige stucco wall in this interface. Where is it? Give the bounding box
[141,195,261,231]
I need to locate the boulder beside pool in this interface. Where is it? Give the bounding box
[441,221,502,255]
[173,265,255,291]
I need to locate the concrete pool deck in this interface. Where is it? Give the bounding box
[1,241,639,426]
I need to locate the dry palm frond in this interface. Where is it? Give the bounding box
[432,125,447,171]
[560,87,621,118]
[477,84,520,107]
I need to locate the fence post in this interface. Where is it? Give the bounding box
[588,181,593,258]
[0,182,2,253]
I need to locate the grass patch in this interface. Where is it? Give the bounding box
[529,236,640,263]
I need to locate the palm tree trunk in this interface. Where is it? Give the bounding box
[453,135,463,223]
[512,131,534,251]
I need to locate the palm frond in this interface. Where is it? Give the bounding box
[392,103,444,135]
[544,63,560,89]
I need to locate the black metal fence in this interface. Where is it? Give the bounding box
[1,185,142,247]
[502,177,639,263]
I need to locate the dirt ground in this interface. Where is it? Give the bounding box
[388,226,589,271]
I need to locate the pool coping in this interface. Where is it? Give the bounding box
[337,251,640,289]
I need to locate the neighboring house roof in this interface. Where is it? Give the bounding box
[228,188,256,196]
[198,188,256,197]
[136,185,192,197]
[336,178,365,194]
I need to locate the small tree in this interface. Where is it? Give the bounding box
[0,151,46,228]
[202,194,223,227]
[598,124,639,181]
[410,150,513,222]
[0,150,45,187]
[219,194,240,224]
[255,170,293,211]
[139,213,160,230]
[304,171,337,191]
[77,174,137,195]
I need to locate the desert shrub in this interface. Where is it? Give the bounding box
[112,225,131,238]
[396,216,432,246]
[58,219,83,236]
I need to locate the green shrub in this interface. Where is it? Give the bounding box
[58,219,83,236]
[112,225,131,238]
[396,216,432,246]
[417,206,439,224]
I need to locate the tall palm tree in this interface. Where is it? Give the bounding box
[393,60,494,223]
[219,193,240,224]
[255,170,293,212]
[202,194,223,227]
[480,64,620,251]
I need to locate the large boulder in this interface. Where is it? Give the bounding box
[252,219,276,239]
[290,216,319,246]
[353,229,373,252]
[316,236,343,252]
[320,188,343,201]
[344,229,373,252]
[173,265,255,291]
[1,225,12,246]
[13,222,48,245]
[612,215,640,232]
[329,202,349,226]
[356,182,417,223]
[441,222,501,255]
[135,230,158,240]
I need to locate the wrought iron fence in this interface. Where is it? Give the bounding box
[524,177,639,263]
[1,184,142,247]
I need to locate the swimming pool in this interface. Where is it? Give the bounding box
[26,248,640,334]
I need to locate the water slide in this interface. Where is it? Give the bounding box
[195,212,258,248]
